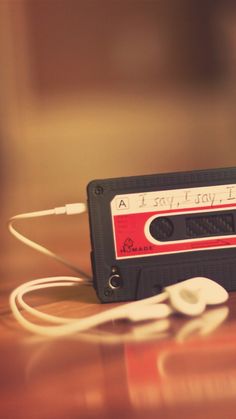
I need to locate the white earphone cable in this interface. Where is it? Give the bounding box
[8,203,91,279]
[8,204,228,338]
[8,204,170,337]
[9,276,170,337]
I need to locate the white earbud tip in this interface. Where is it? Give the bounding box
[168,288,206,317]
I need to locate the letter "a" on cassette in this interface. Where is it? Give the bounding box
[116,197,129,210]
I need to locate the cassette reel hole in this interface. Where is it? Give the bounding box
[149,217,174,241]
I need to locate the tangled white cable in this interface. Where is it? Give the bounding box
[9,276,173,337]
[8,204,229,338]
[9,276,228,337]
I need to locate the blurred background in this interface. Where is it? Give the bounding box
[1,0,236,277]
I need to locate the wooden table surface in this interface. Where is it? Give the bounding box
[1,216,236,419]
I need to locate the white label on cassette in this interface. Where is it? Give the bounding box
[112,184,236,215]
[111,184,236,259]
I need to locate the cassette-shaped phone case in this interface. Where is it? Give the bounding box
[87,167,236,302]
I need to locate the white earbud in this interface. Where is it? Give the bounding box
[123,277,229,322]
[166,286,206,316]
[164,277,229,316]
